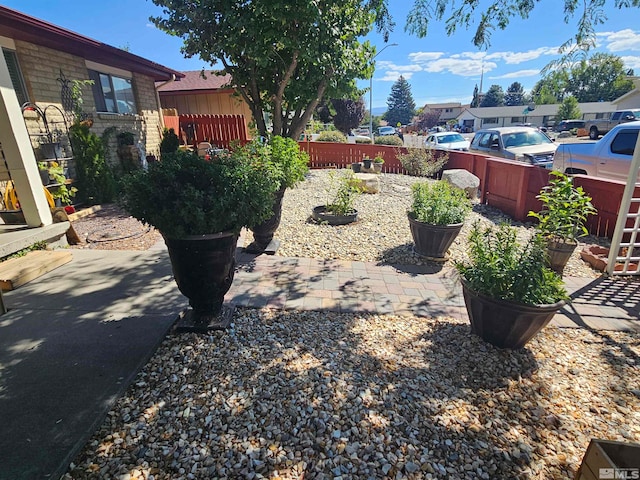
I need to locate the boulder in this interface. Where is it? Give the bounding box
[441,169,480,200]
[354,173,380,194]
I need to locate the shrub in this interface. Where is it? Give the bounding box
[160,128,180,156]
[374,135,403,146]
[455,222,568,306]
[269,136,309,189]
[317,131,347,143]
[410,181,471,225]
[355,137,372,144]
[324,170,363,215]
[398,148,448,177]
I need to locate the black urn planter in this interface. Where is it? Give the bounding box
[246,187,286,254]
[408,213,463,261]
[312,205,358,225]
[546,239,577,274]
[351,162,362,173]
[164,231,239,332]
[363,159,373,169]
[461,280,566,349]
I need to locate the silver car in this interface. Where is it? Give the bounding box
[469,127,557,168]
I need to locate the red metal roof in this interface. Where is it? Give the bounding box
[156,70,232,93]
[0,5,183,81]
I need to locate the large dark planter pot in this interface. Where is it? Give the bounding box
[461,280,566,349]
[363,159,373,169]
[547,239,577,274]
[312,205,358,225]
[351,162,362,173]
[408,213,463,261]
[246,187,286,254]
[164,231,238,332]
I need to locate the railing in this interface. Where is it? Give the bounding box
[174,114,249,150]
[299,141,635,239]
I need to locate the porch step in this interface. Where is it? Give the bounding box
[0,250,72,291]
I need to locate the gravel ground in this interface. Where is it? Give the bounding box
[63,309,640,479]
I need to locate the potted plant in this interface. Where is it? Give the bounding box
[408,180,472,260]
[246,136,309,254]
[373,153,385,173]
[528,171,597,274]
[362,157,373,169]
[312,170,363,225]
[46,161,77,206]
[120,145,280,332]
[455,222,569,349]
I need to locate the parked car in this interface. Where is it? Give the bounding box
[552,121,640,182]
[469,126,557,168]
[555,119,585,133]
[584,109,640,140]
[424,132,470,151]
[377,126,397,136]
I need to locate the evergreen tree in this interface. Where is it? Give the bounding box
[331,98,366,135]
[555,96,581,122]
[480,84,505,107]
[504,82,525,106]
[384,76,416,126]
[470,84,479,108]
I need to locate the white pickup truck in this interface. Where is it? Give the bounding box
[552,121,640,182]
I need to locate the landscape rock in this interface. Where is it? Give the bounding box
[441,169,480,200]
[353,172,380,194]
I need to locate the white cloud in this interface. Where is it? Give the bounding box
[407,52,444,63]
[620,55,640,70]
[598,29,640,52]
[423,59,497,77]
[485,47,559,64]
[376,61,422,72]
[377,71,415,81]
[146,23,155,28]
[489,69,541,79]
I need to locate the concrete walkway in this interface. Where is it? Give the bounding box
[1,245,638,479]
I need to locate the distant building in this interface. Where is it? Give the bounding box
[421,102,468,125]
[612,77,640,110]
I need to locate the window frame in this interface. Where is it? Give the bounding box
[482,117,498,125]
[88,68,137,115]
[2,48,29,106]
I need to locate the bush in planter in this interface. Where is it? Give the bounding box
[269,136,309,189]
[317,131,347,143]
[398,147,448,177]
[374,135,403,146]
[528,171,597,273]
[409,181,471,225]
[455,222,569,349]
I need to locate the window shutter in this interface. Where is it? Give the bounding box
[2,49,29,106]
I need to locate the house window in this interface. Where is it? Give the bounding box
[88,69,137,114]
[445,108,453,113]
[483,117,498,125]
[511,117,523,123]
[2,48,29,106]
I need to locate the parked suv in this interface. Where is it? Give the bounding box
[469,126,557,168]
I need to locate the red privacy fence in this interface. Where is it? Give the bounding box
[164,114,249,150]
[299,141,636,239]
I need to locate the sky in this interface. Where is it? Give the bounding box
[3,1,640,113]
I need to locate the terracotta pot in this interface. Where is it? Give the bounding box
[546,239,577,274]
[408,212,463,261]
[461,280,565,349]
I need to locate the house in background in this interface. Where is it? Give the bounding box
[157,70,252,119]
[612,77,640,110]
[456,102,616,132]
[0,5,182,230]
[421,102,468,126]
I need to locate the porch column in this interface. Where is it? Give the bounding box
[0,52,52,227]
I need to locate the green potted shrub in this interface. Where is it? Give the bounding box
[246,136,309,254]
[120,145,280,331]
[408,180,472,260]
[398,148,448,177]
[312,170,363,225]
[528,171,597,274]
[373,153,385,173]
[455,222,569,349]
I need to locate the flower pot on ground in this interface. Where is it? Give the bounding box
[373,153,384,174]
[312,170,362,225]
[362,158,372,169]
[351,162,362,173]
[120,147,280,332]
[528,171,597,274]
[408,180,471,260]
[246,136,309,254]
[455,223,569,349]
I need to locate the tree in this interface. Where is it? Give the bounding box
[331,98,366,135]
[416,109,441,132]
[504,82,525,106]
[556,96,581,122]
[480,85,504,107]
[470,84,479,108]
[531,84,559,105]
[384,75,416,126]
[315,101,334,124]
[151,1,388,140]
[404,0,640,66]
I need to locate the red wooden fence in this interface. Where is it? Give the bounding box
[177,114,249,150]
[299,141,635,239]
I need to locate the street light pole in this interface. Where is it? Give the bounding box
[369,43,398,141]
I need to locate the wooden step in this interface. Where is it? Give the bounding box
[0,250,72,291]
